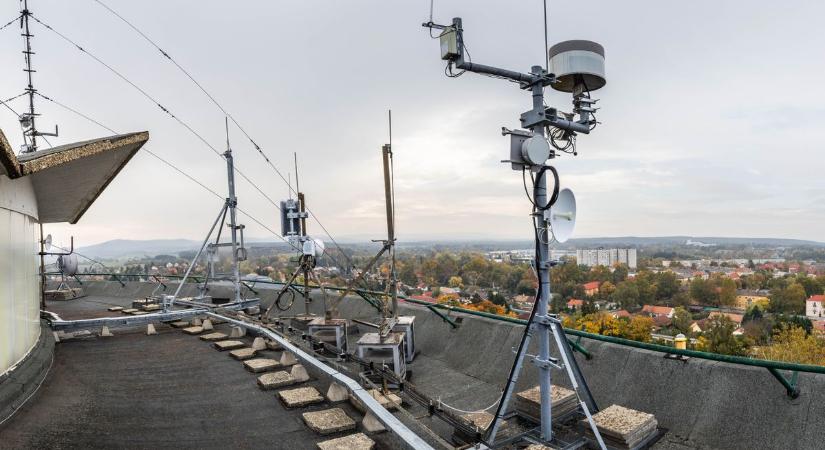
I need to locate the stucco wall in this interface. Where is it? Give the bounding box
[0,175,40,375]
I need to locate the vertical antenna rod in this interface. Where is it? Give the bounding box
[20,0,37,152]
[295,152,311,316]
[383,109,397,318]
[224,117,242,303]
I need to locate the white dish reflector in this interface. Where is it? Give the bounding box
[548,188,576,243]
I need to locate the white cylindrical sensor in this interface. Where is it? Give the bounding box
[548,40,606,93]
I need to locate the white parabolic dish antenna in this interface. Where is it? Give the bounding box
[58,253,78,276]
[43,234,52,252]
[549,188,576,243]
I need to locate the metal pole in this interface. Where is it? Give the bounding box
[528,65,554,442]
[21,0,36,152]
[382,144,397,318]
[224,130,241,303]
[39,222,45,309]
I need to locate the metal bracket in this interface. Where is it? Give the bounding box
[768,368,800,398]
[426,305,458,329]
[532,356,562,370]
[356,290,384,312]
[567,338,592,360]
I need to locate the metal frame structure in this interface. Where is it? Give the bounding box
[166,119,248,311]
[423,16,605,448]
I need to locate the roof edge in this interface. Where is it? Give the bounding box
[19,132,149,176]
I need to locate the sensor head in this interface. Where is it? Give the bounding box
[548,40,606,93]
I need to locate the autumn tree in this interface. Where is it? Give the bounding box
[624,316,654,342]
[754,325,825,365]
[611,281,640,309]
[671,307,692,335]
[696,316,747,356]
[769,283,806,314]
[690,278,715,305]
[718,278,737,307]
[448,276,464,289]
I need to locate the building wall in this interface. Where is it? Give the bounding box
[576,248,638,269]
[808,300,823,319]
[0,174,40,376]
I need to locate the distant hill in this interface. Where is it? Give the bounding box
[78,235,825,260]
[78,239,200,259]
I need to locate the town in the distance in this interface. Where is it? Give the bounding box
[72,235,825,366]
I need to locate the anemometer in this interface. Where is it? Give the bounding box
[425,12,607,449]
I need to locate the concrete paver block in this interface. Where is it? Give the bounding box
[291,364,310,382]
[243,358,279,373]
[326,382,348,403]
[202,319,214,331]
[229,326,246,338]
[361,411,386,434]
[266,339,282,351]
[107,306,123,312]
[229,348,257,360]
[280,351,298,366]
[121,308,138,314]
[199,332,229,342]
[146,324,157,336]
[191,317,203,326]
[316,433,375,450]
[213,340,246,351]
[169,321,189,328]
[252,337,266,351]
[53,331,61,343]
[257,371,297,390]
[350,389,401,413]
[302,408,356,435]
[278,386,324,408]
[142,304,161,311]
[131,311,150,316]
[182,326,204,335]
[101,326,113,337]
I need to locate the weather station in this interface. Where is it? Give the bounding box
[425,10,608,450]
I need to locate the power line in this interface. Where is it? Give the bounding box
[29,14,282,213]
[89,0,356,272]
[37,91,300,251]
[0,14,21,32]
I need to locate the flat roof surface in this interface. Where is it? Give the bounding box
[0,295,399,449]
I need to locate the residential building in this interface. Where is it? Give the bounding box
[806,295,825,319]
[641,305,675,318]
[576,248,637,269]
[708,311,744,327]
[567,299,584,310]
[734,290,770,311]
[583,281,600,297]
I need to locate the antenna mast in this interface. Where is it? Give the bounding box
[224,117,244,303]
[18,0,57,154]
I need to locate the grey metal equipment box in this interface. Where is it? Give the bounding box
[356,332,407,381]
[440,27,458,60]
[508,129,533,170]
[392,316,416,363]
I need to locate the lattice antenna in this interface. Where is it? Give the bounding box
[18,0,58,153]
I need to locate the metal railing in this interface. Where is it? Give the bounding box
[61,273,824,396]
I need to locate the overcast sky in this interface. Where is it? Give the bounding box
[2,1,824,247]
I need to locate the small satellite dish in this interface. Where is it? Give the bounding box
[313,238,326,258]
[302,238,326,259]
[43,234,52,252]
[548,188,576,243]
[58,253,78,276]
